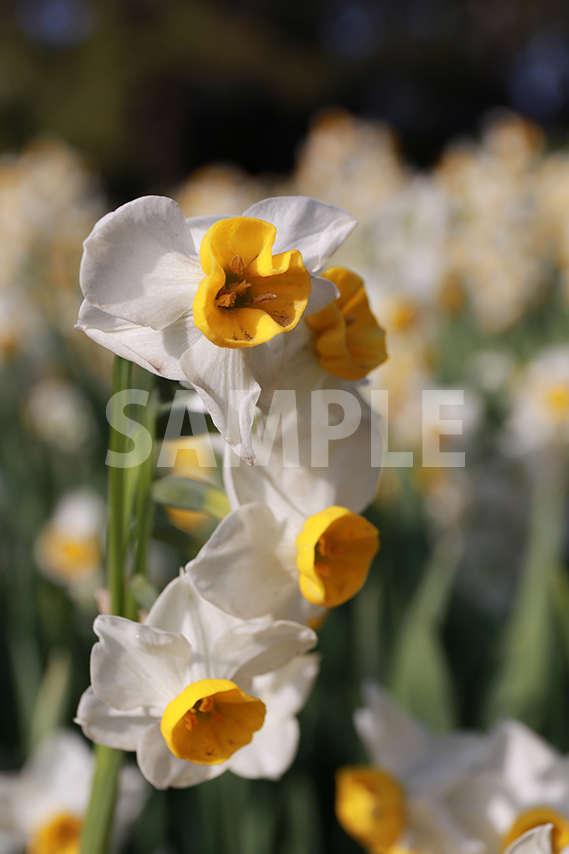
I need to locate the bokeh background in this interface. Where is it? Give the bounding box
[3,1,569,853]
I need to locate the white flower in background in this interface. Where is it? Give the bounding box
[336,681,487,854]
[77,194,356,461]
[34,488,105,588]
[293,110,405,220]
[449,719,569,854]
[76,574,317,789]
[504,346,569,454]
[0,729,147,854]
[23,377,96,453]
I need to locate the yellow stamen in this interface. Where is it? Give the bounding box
[305,266,387,380]
[502,807,569,853]
[336,766,406,854]
[28,813,82,854]
[193,217,311,348]
[161,678,265,765]
[296,506,379,608]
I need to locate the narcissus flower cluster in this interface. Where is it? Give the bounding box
[76,195,387,789]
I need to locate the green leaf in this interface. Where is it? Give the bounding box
[29,647,71,753]
[387,532,461,731]
[484,460,567,729]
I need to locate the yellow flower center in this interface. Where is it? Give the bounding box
[164,436,222,537]
[336,766,406,854]
[35,527,101,582]
[160,678,266,765]
[296,506,379,608]
[305,266,387,380]
[193,217,311,348]
[502,807,569,853]
[28,813,82,854]
[545,385,569,421]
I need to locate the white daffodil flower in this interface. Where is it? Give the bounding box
[0,729,147,854]
[185,415,380,625]
[448,719,569,854]
[186,269,385,625]
[77,195,356,462]
[335,681,488,854]
[76,574,317,790]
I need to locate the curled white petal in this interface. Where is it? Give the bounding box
[81,196,201,330]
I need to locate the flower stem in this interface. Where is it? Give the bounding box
[125,386,159,621]
[81,355,133,854]
[80,745,124,854]
[106,355,133,616]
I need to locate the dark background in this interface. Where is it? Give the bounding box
[3,0,569,202]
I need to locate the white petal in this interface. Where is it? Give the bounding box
[229,620,317,684]
[91,616,192,712]
[304,275,340,316]
[187,504,293,619]
[226,381,379,520]
[504,827,553,854]
[23,730,93,817]
[181,337,278,463]
[228,718,299,781]
[76,687,152,751]
[136,722,226,789]
[243,196,357,273]
[77,302,199,381]
[81,196,201,330]
[354,680,431,773]
[480,719,560,800]
[252,654,320,719]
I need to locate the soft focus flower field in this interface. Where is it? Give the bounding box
[2,109,569,854]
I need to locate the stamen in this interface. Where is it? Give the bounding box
[216,293,236,308]
[198,696,214,714]
[344,315,356,326]
[251,293,278,305]
[183,709,198,730]
[232,280,251,296]
[229,254,246,276]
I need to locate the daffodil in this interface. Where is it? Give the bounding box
[448,719,569,854]
[77,195,356,461]
[336,681,487,854]
[186,442,379,625]
[76,574,317,789]
[0,730,147,854]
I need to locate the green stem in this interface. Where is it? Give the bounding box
[80,746,124,854]
[125,388,159,621]
[106,356,133,617]
[81,356,133,854]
